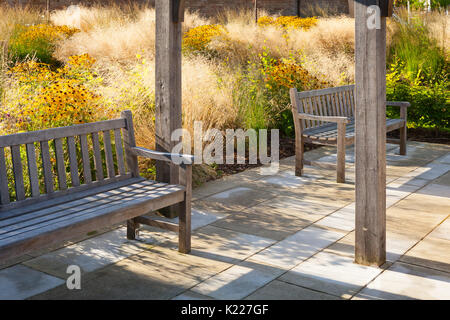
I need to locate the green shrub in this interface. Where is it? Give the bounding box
[387,59,449,129]
[8,24,79,65]
[387,14,449,130]
[389,17,446,82]
[234,51,327,136]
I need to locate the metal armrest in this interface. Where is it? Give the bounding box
[298,113,350,124]
[130,147,194,166]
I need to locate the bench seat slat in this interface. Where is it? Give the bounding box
[0,177,143,219]
[0,181,174,240]
[0,180,159,231]
[0,180,186,261]
[303,118,405,142]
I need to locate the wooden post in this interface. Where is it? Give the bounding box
[155,0,184,218]
[254,0,258,23]
[355,0,387,266]
[122,110,140,240]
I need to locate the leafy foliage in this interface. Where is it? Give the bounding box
[8,24,79,65]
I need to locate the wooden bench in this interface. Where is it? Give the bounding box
[0,110,193,263]
[290,85,410,183]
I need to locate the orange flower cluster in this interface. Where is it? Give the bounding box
[265,60,328,91]
[1,54,105,133]
[257,16,318,30]
[12,24,79,44]
[182,24,225,54]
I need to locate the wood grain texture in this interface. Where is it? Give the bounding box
[0,147,10,205]
[0,111,192,262]
[40,141,54,194]
[155,0,182,208]
[103,130,115,179]
[0,119,126,148]
[114,129,126,176]
[354,0,387,266]
[26,143,40,198]
[11,145,25,201]
[54,138,67,191]
[67,136,80,187]
[121,111,139,178]
[80,134,92,184]
[91,132,104,181]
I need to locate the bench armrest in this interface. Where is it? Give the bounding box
[386,101,410,108]
[297,113,350,124]
[130,147,195,166]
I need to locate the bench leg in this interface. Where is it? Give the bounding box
[127,218,139,240]
[336,123,346,183]
[295,136,304,176]
[178,198,191,254]
[399,106,407,155]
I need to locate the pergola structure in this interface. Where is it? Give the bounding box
[154,0,392,266]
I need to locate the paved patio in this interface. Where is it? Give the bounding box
[1,141,449,300]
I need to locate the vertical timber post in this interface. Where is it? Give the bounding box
[155,0,184,218]
[355,0,387,266]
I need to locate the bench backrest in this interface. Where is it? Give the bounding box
[290,85,356,129]
[0,110,139,211]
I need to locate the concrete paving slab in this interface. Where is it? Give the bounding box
[386,206,447,240]
[191,261,283,300]
[404,163,450,181]
[24,227,144,278]
[261,195,343,215]
[211,207,312,241]
[323,230,429,263]
[354,262,450,300]
[433,171,450,186]
[147,208,227,232]
[417,183,450,198]
[163,225,276,264]
[389,176,430,188]
[394,193,450,215]
[31,246,231,300]
[280,251,382,299]
[315,203,355,232]
[317,153,355,164]
[0,264,64,300]
[259,170,320,189]
[400,237,450,273]
[249,226,346,269]
[435,153,450,164]
[195,187,277,213]
[245,279,340,300]
[428,218,450,241]
[172,291,214,300]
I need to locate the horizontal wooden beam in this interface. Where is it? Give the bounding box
[135,215,179,233]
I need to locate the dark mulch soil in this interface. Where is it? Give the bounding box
[387,127,450,145]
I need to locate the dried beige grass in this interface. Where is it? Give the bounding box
[53,7,210,65]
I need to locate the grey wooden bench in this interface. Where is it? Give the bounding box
[290,85,409,183]
[0,110,193,263]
